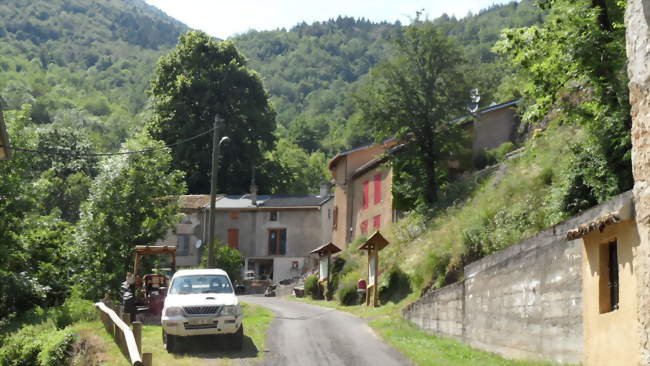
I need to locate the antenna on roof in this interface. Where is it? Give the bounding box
[468,88,480,115]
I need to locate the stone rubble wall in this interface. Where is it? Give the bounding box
[627,1,650,364]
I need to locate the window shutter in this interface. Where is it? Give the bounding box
[361,220,368,234]
[374,173,381,204]
[363,180,369,209]
[373,215,381,229]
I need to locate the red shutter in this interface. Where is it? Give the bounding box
[373,173,382,204]
[228,229,239,249]
[363,180,369,209]
[373,215,381,229]
[361,220,368,234]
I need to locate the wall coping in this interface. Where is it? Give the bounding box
[464,190,634,278]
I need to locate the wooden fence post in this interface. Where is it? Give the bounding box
[142,353,152,366]
[133,322,142,354]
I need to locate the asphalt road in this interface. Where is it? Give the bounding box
[240,295,412,366]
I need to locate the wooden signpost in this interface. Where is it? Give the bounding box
[359,231,390,307]
[310,242,342,296]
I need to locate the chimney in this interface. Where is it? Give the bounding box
[319,182,330,197]
[250,164,258,206]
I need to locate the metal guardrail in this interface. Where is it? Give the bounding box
[95,302,152,366]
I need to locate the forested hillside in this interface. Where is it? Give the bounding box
[232,1,545,155]
[0,0,187,149]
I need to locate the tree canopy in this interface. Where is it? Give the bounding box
[148,31,277,194]
[357,21,471,210]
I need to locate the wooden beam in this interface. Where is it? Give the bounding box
[96,302,143,366]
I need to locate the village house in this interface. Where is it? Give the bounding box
[330,100,520,248]
[158,188,333,282]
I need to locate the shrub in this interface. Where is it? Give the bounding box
[0,325,75,366]
[336,281,359,306]
[38,330,75,366]
[304,275,323,300]
[201,243,244,281]
[378,266,412,305]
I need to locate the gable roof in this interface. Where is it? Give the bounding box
[328,137,397,170]
[261,195,333,208]
[179,195,215,209]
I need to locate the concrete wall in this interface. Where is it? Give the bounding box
[403,192,634,364]
[403,281,464,339]
[582,219,640,366]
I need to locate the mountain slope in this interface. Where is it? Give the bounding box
[0,0,188,148]
[232,1,544,154]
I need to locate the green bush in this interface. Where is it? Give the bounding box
[0,325,75,366]
[336,281,359,306]
[200,243,244,281]
[378,266,412,305]
[304,275,323,300]
[37,330,75,366]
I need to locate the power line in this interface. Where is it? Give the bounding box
[0,127,215,157]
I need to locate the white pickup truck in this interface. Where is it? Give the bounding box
[161,269,243,352]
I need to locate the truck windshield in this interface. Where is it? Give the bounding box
[169,275,233,294]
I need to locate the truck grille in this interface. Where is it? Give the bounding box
[184,323,218,330]
[183,306,221,315]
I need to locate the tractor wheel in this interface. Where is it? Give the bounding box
[163,330,177,353]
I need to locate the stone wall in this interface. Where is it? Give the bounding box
[626,1,650,364]
[403,192,633,364]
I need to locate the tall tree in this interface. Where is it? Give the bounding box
[356,22,470,209]
[72,133,186,298]
[495,0,630,214]
[148,31,276,194]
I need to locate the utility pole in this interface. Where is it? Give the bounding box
[207,115,223,268]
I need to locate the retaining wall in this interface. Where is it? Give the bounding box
[403,191,633,364]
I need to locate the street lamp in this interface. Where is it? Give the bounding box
[207,115,229,268]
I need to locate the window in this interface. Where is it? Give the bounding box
[268,229,286,255]
[169,275,232,294]
[374,173,382,204]
[360,220,368,234]
[599,240,619,313]
[373,215,381,230]
[333,206,338,229]
[229,211,239,220]
[270,211,278,221]
[362,180,369,209]
[227,228,239,249]
[177,234,190,256]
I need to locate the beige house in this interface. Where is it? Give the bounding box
[329,100,520,248]
[156,195,214,267]
[329,140,398,248]
[567,197,641,366]
[158,192,333,282]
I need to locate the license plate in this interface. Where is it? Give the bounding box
[189,318,214,325]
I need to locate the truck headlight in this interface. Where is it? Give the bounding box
[221,305,242,317]
[164,306,183,317]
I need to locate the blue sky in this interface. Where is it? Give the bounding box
[145,0,518,39]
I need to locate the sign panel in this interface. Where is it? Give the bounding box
[368,253,376,286]
[319,257,329,281]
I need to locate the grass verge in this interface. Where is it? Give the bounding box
[72,302,273,366]
[370,315,560,366]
